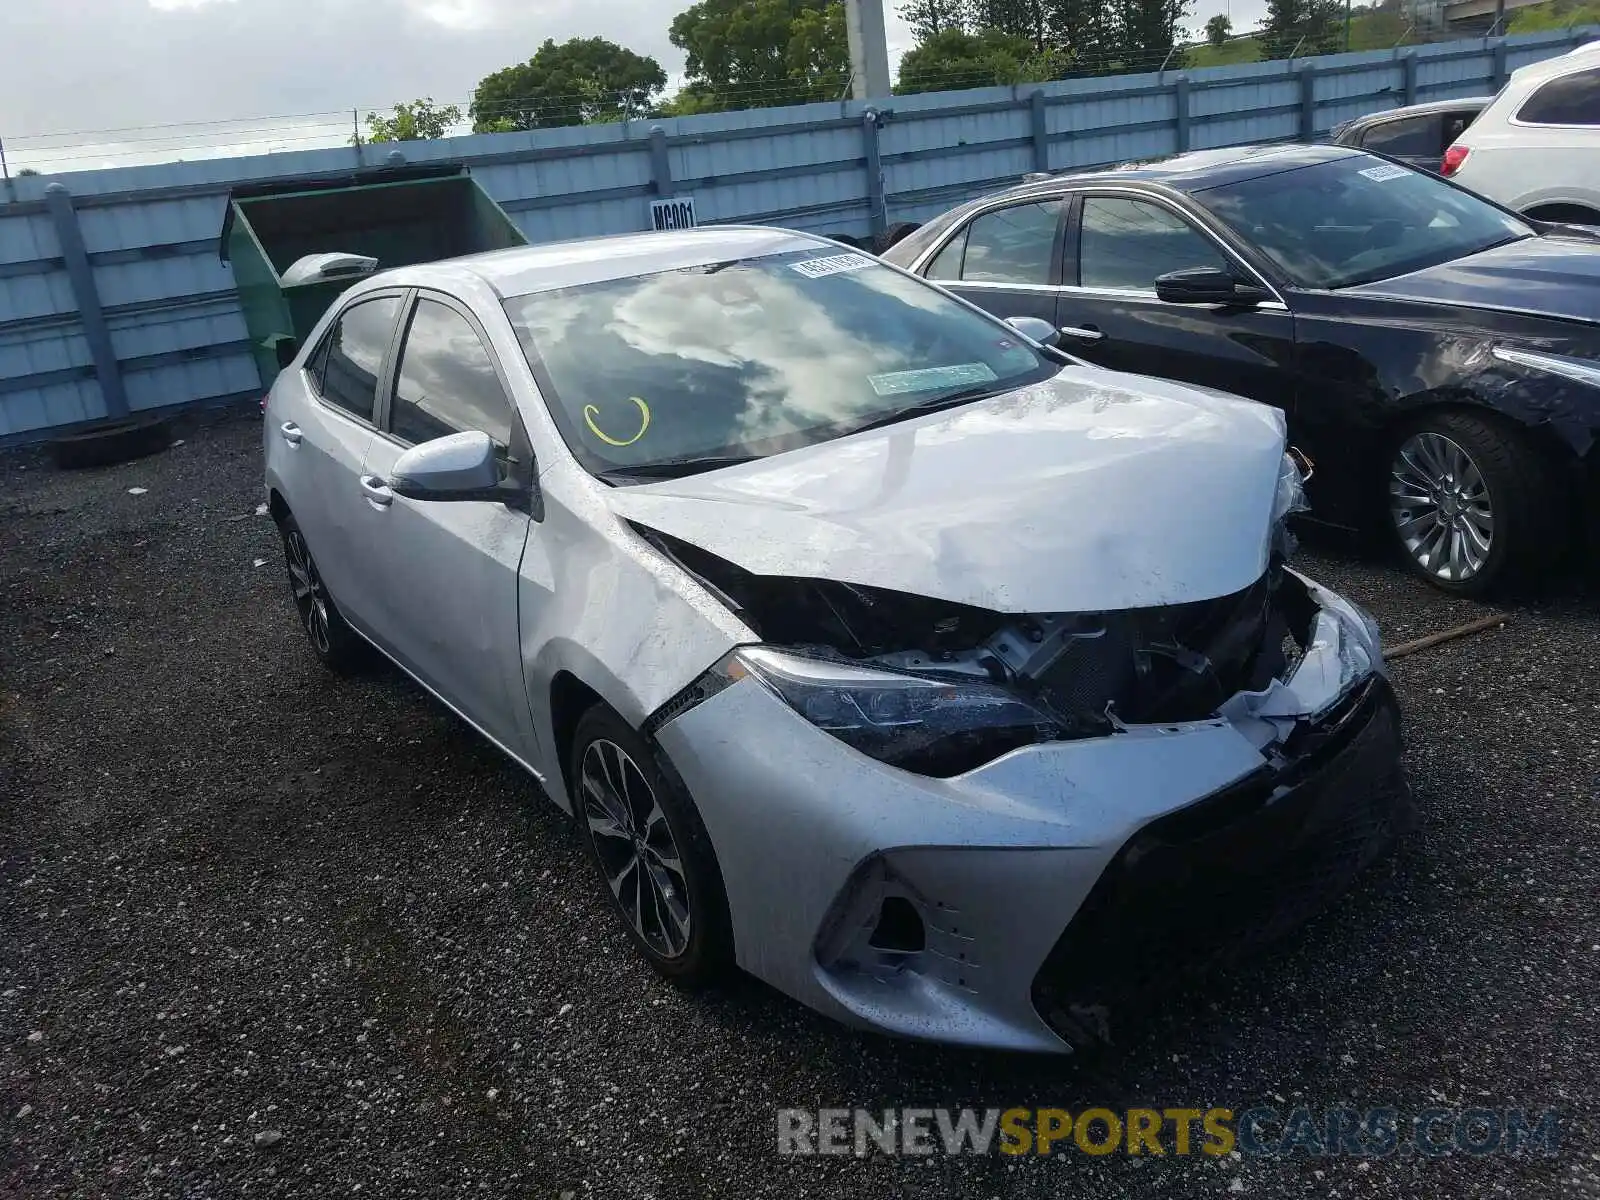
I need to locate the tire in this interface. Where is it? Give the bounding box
[872,221,921,255]
[1385,410,1565,597]
[1524,203,1600,229]
[568,704,733,986]
[49,417,171,470]
[276,512,368,673]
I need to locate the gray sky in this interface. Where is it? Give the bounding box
[1,0,1266,175]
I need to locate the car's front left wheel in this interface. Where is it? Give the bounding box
[569,704,733,986]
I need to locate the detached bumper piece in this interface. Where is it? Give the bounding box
[1031,677,1413,1053]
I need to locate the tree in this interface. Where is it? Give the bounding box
[1105,0,1191,71]
[1205,12,1232,44]
[1045,0,1113,72]
[898,0,972,40]
[355,98,462,145]
[895,26,1065,92]
[470,38,667,132]
[969,0,1051,48]
[1260,0,1345,58]
[667,0,849,112]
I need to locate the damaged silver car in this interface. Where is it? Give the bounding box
[262,226,1413,1053]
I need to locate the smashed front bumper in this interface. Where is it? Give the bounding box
[652,578,1411,1054]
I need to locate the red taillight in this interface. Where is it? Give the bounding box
[1441,145,1470,177]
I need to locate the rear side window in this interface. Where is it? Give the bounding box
[1360,115,1441,157]
[313,295,401,423]
[390,297,516,449]
[1516,67,1600,125]
[952,201,1065,285]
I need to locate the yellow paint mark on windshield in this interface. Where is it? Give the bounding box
[584,396,651,447]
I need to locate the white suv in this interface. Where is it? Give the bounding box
[1444,39,1600,225]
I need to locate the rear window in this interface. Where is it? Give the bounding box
[1516,67,1600,125]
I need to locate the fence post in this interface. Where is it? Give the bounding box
[1029,89,1050,173]
[649,127,673,200]
[862,108,886,238]
[1402,50,1419,106]
[44,183,128,422]
[1492,40,1509,91]
[1174,75,1192,153]
[1298,63,1318,142]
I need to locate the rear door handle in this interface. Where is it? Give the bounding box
[280,421,303,446]
[1059,325,1104,342]
[359,474,393,508]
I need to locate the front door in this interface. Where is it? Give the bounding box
[1056,193,1298,423]
[354,291,535,757]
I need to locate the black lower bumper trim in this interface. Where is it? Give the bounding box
[1032,677,1412,1052]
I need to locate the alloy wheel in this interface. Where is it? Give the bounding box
[285,529,332,655]
[579,739,693,959]
[1389,431,1495,583]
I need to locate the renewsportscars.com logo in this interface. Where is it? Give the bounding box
[776,1106,1563,1158]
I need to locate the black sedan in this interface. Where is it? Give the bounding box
[882,144,1600,596]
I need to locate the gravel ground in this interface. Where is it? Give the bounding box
[2,408,1597,1199]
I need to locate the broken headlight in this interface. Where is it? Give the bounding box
[719,646,1066,776]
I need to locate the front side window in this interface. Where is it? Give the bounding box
[953,201,1065,285]
[1360,115,1441,157]
[504,249,1057,480]
[315,295,401,422]
[1195,156,1532,289]
[1516,68,1600,126]
[390,298,516,449]
[1078,197,1229,291]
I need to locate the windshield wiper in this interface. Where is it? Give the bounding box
[599,453,763,483]
[841,386,1006,436]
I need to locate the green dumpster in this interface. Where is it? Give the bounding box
[220,163,527,387]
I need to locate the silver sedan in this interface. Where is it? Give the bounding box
[262,226,1412,1053]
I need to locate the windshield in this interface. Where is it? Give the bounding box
[503,248,1056,480]
[1192,156,1534,289]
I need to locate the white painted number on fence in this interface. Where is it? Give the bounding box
[651,198,698,231]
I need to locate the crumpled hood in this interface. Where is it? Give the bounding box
[1344,234,1600,327]
[606,367,1287,613]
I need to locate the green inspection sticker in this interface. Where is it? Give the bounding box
[867,362,999,396]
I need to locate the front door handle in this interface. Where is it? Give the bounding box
[280,421,303,446]
[359,474,393,508]
[1059,324,1104,342]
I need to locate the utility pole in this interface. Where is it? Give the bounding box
[1345,0,1354,50]
[845,0,893,100]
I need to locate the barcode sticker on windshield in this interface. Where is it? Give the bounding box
[790,253,874,279]
[1359,163,1410,183]
[868,363,998,397]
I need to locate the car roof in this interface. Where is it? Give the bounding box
[1511,36,1600,85]
[1338,96,1493,129]
[984,141,1368,201]
[386,225,837,298]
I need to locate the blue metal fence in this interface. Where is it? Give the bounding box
[1,28,1592,442]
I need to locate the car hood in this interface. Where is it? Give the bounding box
[605,367,1288,614]
[1343,234,1600,326]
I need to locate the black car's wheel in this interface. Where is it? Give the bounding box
[1386,411,1562,596]
[569,704,733,986]
[278,513,366,672]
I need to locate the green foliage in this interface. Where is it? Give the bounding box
[1259,0,1346,58]
[666,0,849,112]
[1205,13,1232,44]
[354,98,462,145]
[1509,0,1600,31]
[470,37,667,131]
[895,26,1067,91]
[897,0,972,41]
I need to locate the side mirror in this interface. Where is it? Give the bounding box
[272,335,299,371]
[1003,315,1062,347]
[389,430,527,508]
[1154,267,1272,307]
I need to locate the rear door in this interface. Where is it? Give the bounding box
[1055,192,1298,419]
[276,290,405,627]
[355,291,536,755]
[919,197,1069,325]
